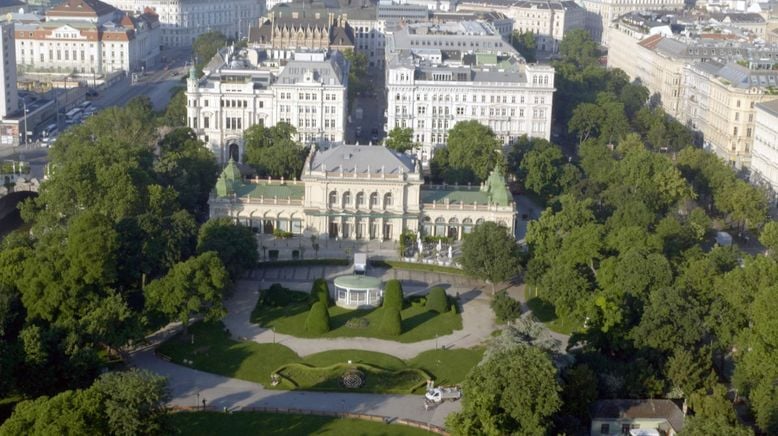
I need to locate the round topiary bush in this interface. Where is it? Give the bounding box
[383,279,404,310]
[305,301,330,334]
[380,307,402,336]
[426,287,449,313]
[311,278,330,307]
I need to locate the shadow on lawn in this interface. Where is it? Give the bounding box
[252,302,310,326]
[401,310,439,332]
[329,308,373,329]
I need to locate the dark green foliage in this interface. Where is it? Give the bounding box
[383,280,403,310]
[311,278,331,307]
[380,307,402,336]
[385,127,415,153]
[242,123,307,179]
[490,291,522,323]
[305,301,330,334]
[193,31,227,74]
[197,217,258,279]
[163,87,186,127]
[260,283,304,307]
[426,287,449,313]
[460,221,521,287]
[511,30,537,63]
[430,121,502,184]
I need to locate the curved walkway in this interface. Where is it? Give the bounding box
[130,346,458,428]
[225,276,496,360]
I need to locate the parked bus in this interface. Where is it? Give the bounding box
[42,123,58,138]
[65,108,82,123]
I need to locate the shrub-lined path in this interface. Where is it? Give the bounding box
[225,271,496,359]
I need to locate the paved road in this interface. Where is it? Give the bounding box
[131,338,458,428]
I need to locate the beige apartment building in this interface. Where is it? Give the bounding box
[682,62,778,168]
[578,0,684,44]
[209,144,517,241]
[750,99,778,193]
[457,0,586,54]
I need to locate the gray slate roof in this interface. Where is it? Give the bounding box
[756,98,778,117]
[310,144,414,175]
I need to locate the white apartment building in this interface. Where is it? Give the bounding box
[186,48,348,163]
[104,0,264,48]
[0,22,18,119]
[578,0,684,44]
[457,0,587,54]
[384,0,457,11]
[751,99,778,194]
[385,21,555,163]
[682,61,778,169]
[13,0,160,75]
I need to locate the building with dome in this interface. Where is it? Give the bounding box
[209,143,517,241]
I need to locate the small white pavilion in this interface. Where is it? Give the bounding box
[333,275,383,309]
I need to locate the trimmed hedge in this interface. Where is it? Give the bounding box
[491,290,522,323]
[260,283,306,307]
[426,287,449,313]
[382,280,404,310]
[311,278,331,307]
[380,307,402,336]
[305,301,330,334]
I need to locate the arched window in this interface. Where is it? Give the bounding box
[343,191,351,208]
[475,218,485,227]
[329,191,337,206]
[356,192,365,208]
[370,192,379,208]
[462,218,473,234]
[423,216,433,235]
[435,217,446,237]
[383,192,393,208]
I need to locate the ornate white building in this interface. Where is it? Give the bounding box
[209,144,517,241]
[385,21,555,163]
[103,0,264,47]
[751,99,778,194]
[13,0,160,74]
[186,48,348,163]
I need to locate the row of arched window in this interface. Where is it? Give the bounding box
[329,190,393,209]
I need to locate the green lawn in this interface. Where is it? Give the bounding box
[165,411,435,435]
[370,260,466,275]
[524,288,580,335]
[158,322,481,394]
[252,291,462,343]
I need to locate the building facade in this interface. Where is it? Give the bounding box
[103,0,264,47]
[578,0,684,44]
[13,0,160,75]
[248,10,355,59]
[385,21,555,163]
[682,62,777,168]
[751,99,778,194]
[186,48,348,163]
[457,0,587,54]
[209,144,517,242]
[0,22,18,119]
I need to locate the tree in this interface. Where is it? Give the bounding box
[447,345,561,435]
[491,290,522,323]
[305,301,330,334]
[242,123,307,179]
[682,415,754,436]
[197,218,258,279]
[0,390,102,436]
[89,369,170,436]
[759,221,778,256]
[383,280,404,310]
[425,287,449,313]
[162,87,186,127]
[155,127,219,220]
[511,30,537,63]
[343,50,368,107]
[193,31,227,73]
[380,307,402,336]
[144,252,229,330]
[432,121,502,184]
[559,29,599,67]
[560,365,598,422]
[461,222,521,291]
[385,127,415,153]
[311,278,330,307]
[520,142,565,200]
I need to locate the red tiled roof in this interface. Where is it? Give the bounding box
[638,34,664,49]
[48,0,117,18]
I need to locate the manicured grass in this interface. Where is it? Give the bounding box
[408,348,484,387]
[165,411,435,435]
[158,322,480,394]
[257,259,350,267]
[252,291,462,343]
[524,288,580,335]
[370,260,466,275]
[157,322,301,386]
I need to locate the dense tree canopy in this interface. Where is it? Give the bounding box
[431,121,503,184]
[511,30,537,63]
[193,31,227,74]
[384,127,415,153]
[460,221,521,290]
[242,122,307,179]
[197,217,258,279]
